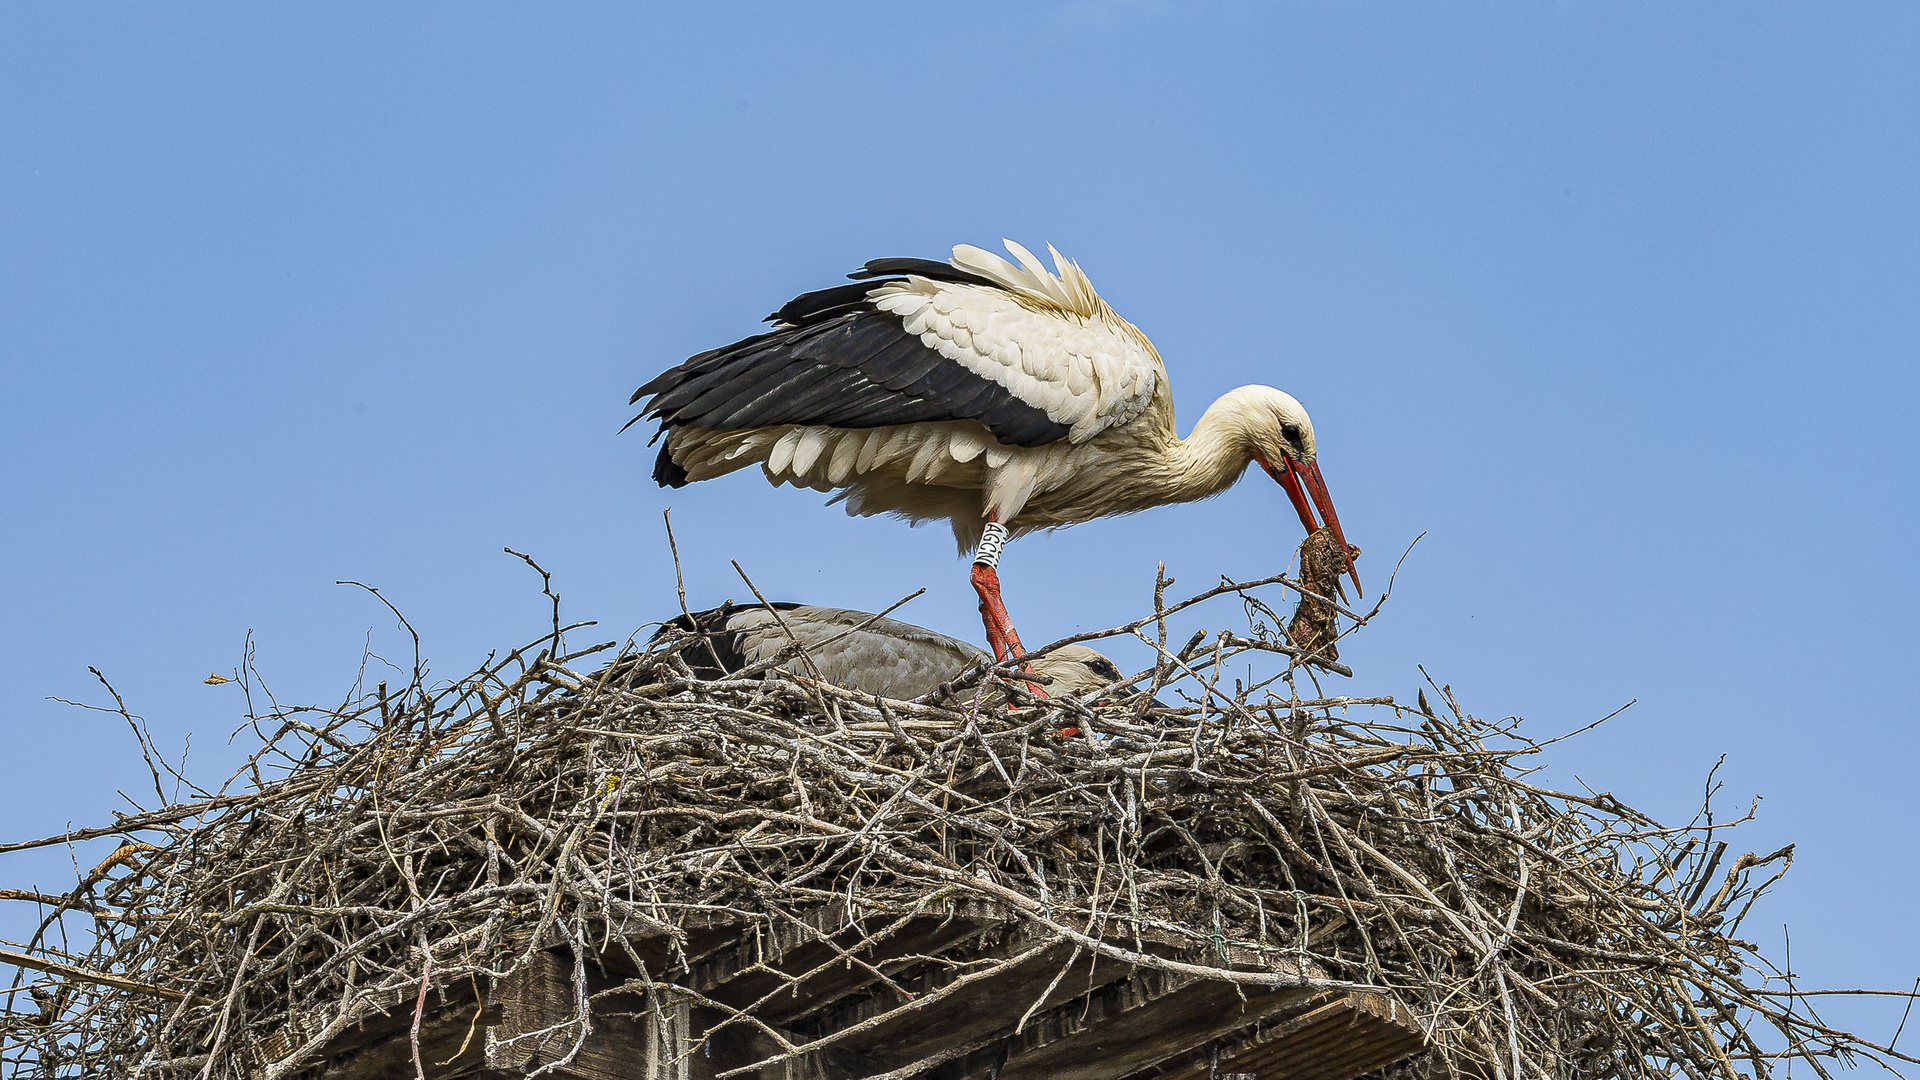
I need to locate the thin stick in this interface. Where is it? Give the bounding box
[0,945,199,1003]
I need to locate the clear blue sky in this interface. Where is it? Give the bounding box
[4,1,1916,1042]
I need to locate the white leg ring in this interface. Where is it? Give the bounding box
[975,522,1009,569]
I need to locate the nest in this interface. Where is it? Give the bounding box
[1,555,1908,1080]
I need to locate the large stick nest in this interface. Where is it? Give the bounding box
[1,543,1907,1080]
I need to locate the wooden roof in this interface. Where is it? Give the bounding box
[288,901,1425,1080]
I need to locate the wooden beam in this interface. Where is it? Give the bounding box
[932,966,1318,1080]
[686,899,1007,1024]
[285,993,498,1078]
[788,924,1154,1075]
[254,979,492,1079]
[483,948,690,1080]
[579,914,745,986]
[1125,992,1427,1080]
[473,948,894,1080]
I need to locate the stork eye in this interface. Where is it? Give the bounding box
[1090,659,1120,679]
[1280,423,1301,443]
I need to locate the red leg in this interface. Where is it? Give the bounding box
[971,524,1074,734]
[970,562,1064,717]
[970,563,1027,662]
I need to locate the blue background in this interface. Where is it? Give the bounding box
[3,2,1915,1045]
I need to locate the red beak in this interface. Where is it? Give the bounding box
[1261,457,1362,598]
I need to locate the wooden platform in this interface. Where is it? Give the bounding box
[282,903,1425,1080]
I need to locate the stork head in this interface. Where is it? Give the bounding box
[1030,645,1167,708]
[1232,386,1361,597]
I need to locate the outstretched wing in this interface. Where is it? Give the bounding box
[630,240,1164,458]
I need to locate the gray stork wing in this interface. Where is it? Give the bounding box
[661,604,1165,707]
[667,604,988,700]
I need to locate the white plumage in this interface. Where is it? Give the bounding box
[634,240,1357,665]
[869,242,1162,442]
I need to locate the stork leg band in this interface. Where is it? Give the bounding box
[975,522,1009,569]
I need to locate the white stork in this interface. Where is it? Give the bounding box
[660,602,1153,704]
[630,240,1357,663]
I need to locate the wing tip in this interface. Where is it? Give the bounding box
[652,443,691,488]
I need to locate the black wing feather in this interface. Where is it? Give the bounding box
[898,356,981,401]
[849,257,993,284]
[767,367,879,423]
[769,281,881,325]
[631,258,1072,479]
[653,443,690,488]
[716,358,836,422]
[674,348,797,420]
[867,336,946,391]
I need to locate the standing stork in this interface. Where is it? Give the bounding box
[630,240,1357,663]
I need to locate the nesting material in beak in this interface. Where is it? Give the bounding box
[1289,527,1350,661]
[1261,457,1361,597]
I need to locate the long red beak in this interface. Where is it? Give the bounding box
[1261,457,1362,598]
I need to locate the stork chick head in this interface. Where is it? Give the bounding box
[1027,645,1169,709]
[1229,385,1361,597]
[1029,645,1129,699]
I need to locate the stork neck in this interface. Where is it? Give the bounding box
[1171,396,1260,502]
